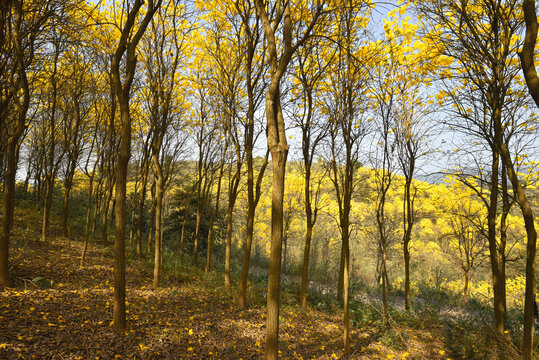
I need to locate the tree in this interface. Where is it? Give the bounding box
[321,0,371,350]
[139,0,190,288]
[109,0,160,333]
[39,12,70,244]
[418,1,536,346]
[60,45,92,239]
[290,30,332,308]
[233,0,270,310]
[253,0,327,357]
[381,5,436,312]
[0,0,55,286]
[370,57,398,324]
[519,2,539,358]
[441,182,489,302]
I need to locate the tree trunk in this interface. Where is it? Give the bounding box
[129,191,137,246]
[179,200,188,263]
[239,149,268,308]
[499,142,537,360]
[224,188,238,287]
[265,147,287,360]
[147,181,156,256]
[519,4,539,358]
[403,241,411,310]
[224,199,234,288]
[153,158,164,288]
[224,166,241,288]
[62,169,75,238]
[381,240,388,324]
[136,160,149,260]
[342,217,350,354]
[403,174,414,311]
[487,149,505,335]
[0,140,19,286]
[41,176,54,242]
[337,243,345,301]
[192,191,202,266]
[206,149,226,274]
[463,268,470,303]
[112,106,130,334]
[110,0,160,332]
[102,183,113,245]
[81,172,95,267]
[300,163,313,308]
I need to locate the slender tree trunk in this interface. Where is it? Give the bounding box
[381,240,388,324]
[192,192,201,266]
[136,161,149,260]
[109,0,160,332]
[92,184,102,235]
[463,268,470,303]
[129,191,137,246]
[300,163,313,308]
[238,201,255,307]
[62,170,75,238]
[224,167,240,288]
[112,106,130,333]
[81,172,95,267]
[179,200,188,263]
[337,244,345,301]
[239,149,268,308]
[206,150,226,274]
[0,140,18,286]
[487,149,505,334]
[499,163,510,320]
[265,147,287,360]
[41,176,54,242]
[147,181,156,256]
[403,242,411,309]
[224,200,234,288]
[102,183,113,245]
[342,218,350,354]
[35,173,42,212]
[153,159,164,288]
[499,143,537,360]
[403,174,414,311]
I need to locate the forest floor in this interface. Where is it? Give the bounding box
[0,208,497,359]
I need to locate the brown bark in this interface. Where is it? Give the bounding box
[236,2,268,309]
[520,0,539,108]
[192,186,202,266]
[179,196,189,263]
[147,180,156,256]
[41,176,54,243]
[499,142,537,360]
[136,155,150,260]
[238,150,268,307]
[129,189,137,246]
[0,0,37,285]
[337,244,344,301]
[253,0,324,357]
[402,162,414,311]
[487,146,505,336]
[0,140,19,286]
[224,165,241,288]
[110,0,160,333]
[152,157,164,288]
[81,167,96,267]
[101,179,113,245]
[206,141,227,274]
[519,3,539,358]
